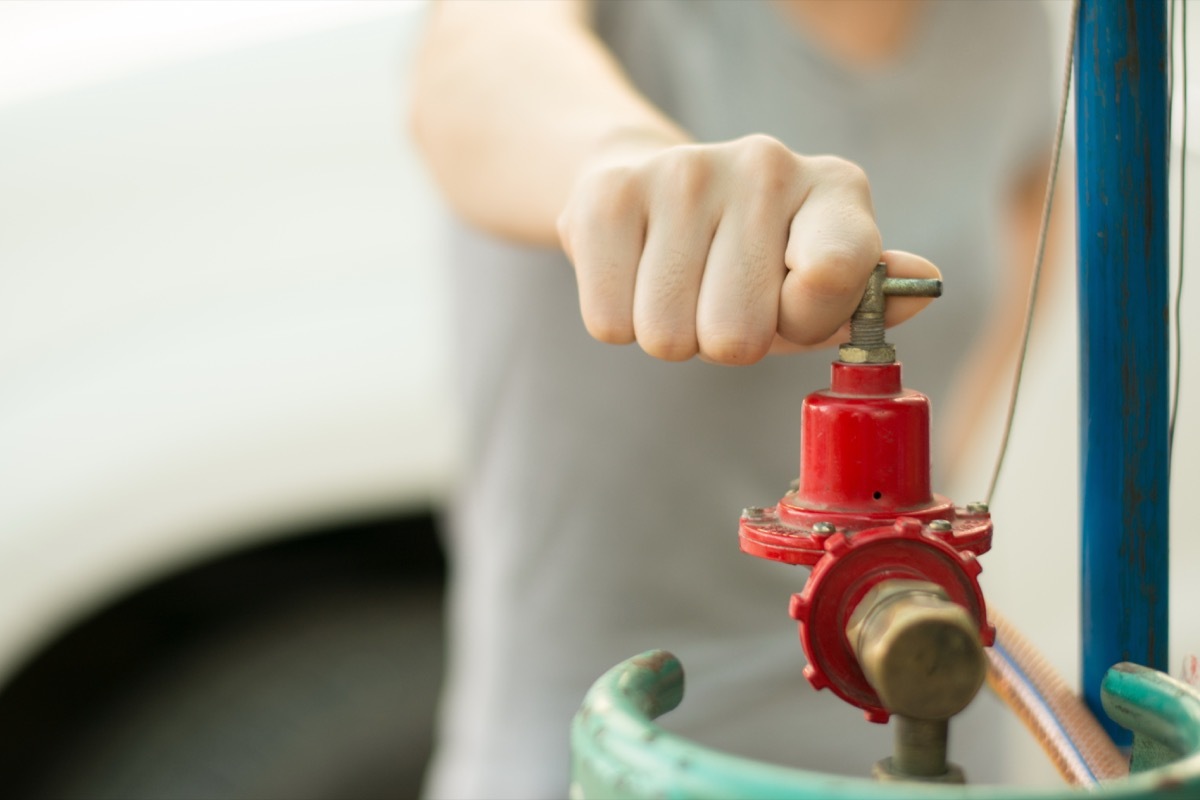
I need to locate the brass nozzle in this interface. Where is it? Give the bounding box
[846,579,986,783]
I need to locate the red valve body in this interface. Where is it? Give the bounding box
[798,363,931,512]
[739,360,993,722]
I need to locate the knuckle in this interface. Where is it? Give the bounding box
[580,166,643,221]
[757,168,794,199]
[810,155,871,193]
[698,326,772,365]
[736,134,794,173]
[655,149,713,202]
[636,323,697,362]
[602,165,643,204]
[842,161,870,189]
[584,313,635,345]
[735,138,802,202]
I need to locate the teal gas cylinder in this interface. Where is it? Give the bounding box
[570,652,1200,799]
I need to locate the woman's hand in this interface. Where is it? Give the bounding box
[558,133,940,365]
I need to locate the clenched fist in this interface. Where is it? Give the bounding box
[557,134,940,365]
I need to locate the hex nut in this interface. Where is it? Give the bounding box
[873,757,965,785]
[839,342,896,364]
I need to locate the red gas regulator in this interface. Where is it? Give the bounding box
[738,264,994,724]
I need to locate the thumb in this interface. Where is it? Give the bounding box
[880,250,943,329]
[766,249,943,356]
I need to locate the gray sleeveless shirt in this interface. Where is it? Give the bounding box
[426,3,1051,797]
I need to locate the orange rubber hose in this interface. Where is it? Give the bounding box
[985,610,1129,784]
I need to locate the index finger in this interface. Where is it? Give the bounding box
[777,175,882,345]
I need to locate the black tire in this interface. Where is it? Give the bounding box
[30,580,443,800]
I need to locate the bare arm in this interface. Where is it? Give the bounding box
[411,0,684,245]
[410,0,939,365]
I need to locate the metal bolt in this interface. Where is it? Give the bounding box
[743,506,772,521]
[849,266,888,347]
[928,519,953,534]
[788,477,800,493]
[841,264,942,365]
[812,521,836,536]
[966,502,989,515]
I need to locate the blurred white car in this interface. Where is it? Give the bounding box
[0,3,453,797]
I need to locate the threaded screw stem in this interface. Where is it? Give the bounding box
[850,313,886,347]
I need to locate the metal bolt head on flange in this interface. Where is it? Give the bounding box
[743,506,774,522]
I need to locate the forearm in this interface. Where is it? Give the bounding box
[410,0,688,245]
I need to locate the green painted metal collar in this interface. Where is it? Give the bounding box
[571,651,1200,799]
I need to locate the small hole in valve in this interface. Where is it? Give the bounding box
[873,491,883,500]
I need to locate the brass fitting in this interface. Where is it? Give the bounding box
[846,579,986,783]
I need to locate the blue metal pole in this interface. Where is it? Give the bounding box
[1075,0,1170,745]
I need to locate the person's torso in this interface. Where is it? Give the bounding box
[429,3,1052,796]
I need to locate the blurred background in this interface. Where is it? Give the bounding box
[0,2,450,798]
[0,0,1197,797]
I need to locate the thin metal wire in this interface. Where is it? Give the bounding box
[1170,0,1176,135]
[985,0,1080,506]
[1170,0,1187,469]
